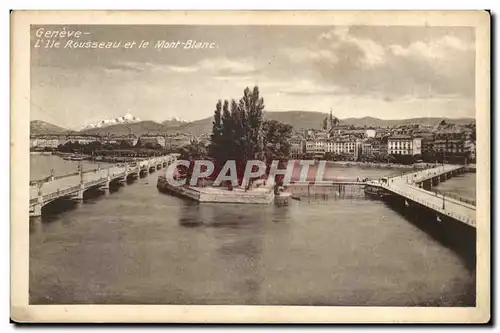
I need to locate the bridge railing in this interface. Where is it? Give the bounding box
[84,178,107,188]
[41,184,81,203]
[30,154,177,193]
[381,184,475,227]
[441,192,476,206]
[394,165,464,184]
[410,185,476,209]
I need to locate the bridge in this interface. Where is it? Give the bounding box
[366,164,475,228]
[29,154,178,217]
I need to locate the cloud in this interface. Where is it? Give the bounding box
[164,65,199,73]
[276,79,339,96]
[111,57,258,77]
[284,48,339,65]
[280,28,475,101]
[197,57,258,75]
[389,35,474,59]
[319,27,387,67]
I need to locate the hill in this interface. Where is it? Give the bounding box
[163,111,329,135]
[30,120,68,135]
[340,116,475,127]
[31,112,475,136]
[78,120,165,136]
[163,111,475,135]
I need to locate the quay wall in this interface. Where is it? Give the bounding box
[157,177,275,204]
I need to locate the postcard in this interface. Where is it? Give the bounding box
[11,10,490,323]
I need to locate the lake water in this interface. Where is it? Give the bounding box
[29,155,476,306]
[434,172,476,201]
[30,154,112,180]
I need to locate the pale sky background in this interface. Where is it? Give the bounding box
[31,25,475,129]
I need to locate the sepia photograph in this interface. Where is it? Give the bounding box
[11,10,490,323]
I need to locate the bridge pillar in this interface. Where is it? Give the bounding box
[423,179,432,191]
[101,177,111,194]
[32,203,42,217]
[432,176,440,187]
[75,180,85,200]
[76,189,84,200]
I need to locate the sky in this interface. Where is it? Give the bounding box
[30,25,475,129]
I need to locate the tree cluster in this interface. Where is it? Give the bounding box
[208,86,265,181]
[207,86,292,185]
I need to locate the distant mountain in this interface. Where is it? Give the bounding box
[162,117,188,128]
[265,111,328,129]
[33,111,475,137]
[82,113,141,130]
[78,120,165,136]
[30,120,68,135]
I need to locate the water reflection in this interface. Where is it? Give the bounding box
[178,202,203,228]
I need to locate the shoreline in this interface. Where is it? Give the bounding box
[325,161,431,170]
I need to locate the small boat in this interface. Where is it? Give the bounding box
[63,154,84,161]
[70,155,84,161]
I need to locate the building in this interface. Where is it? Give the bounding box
[387,135,422,156]
[33,136,65,149]
[113,135,139,147]
[362,140,374,156]
[66,135,100,144]
[313,139,326,157]
[139,135,166,148]
[305,139,316,156]
[289,136,305,158]
[371,137,388,156]
[165,134,192,150]
[429,128,474,163]
[469,142,476,161]
[415,132,435,154]
[325,137,362,160]
[365,129,376,138]
[30,137,38,149]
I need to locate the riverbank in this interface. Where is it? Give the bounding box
[326,161,433,170]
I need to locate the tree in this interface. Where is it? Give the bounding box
[208,100,223,162]
[207,85,266,185]
[135,138,142,148]
[177,140,208,185]
[220,99,234,160]
[262,120,292,185]
[119,140,132,149]
[240,86,265,160]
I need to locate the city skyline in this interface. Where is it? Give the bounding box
[31,25,475,129]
